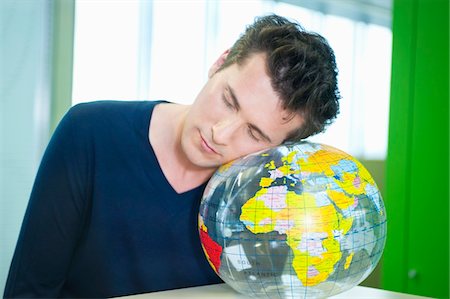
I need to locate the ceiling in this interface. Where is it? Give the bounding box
[278,0,392,28]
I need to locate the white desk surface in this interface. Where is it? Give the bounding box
[121,283,433,299]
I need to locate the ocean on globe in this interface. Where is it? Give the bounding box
[198,141,387,299]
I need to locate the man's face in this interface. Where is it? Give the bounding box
[181,52,303,169]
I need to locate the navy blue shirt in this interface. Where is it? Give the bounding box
[4,101,222,298]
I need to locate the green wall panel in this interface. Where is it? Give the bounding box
[383,0,416,292]
[50,0,75,132]
[383,0,449,297]
[407,0,449,296]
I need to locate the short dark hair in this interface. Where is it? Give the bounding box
[219,14,340,140]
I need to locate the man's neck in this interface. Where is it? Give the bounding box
[149,103,216,194]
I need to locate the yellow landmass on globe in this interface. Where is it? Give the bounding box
[239,149,366,287]
[241,187,354,286]
[218,161,233,173]
[298,149,376,195]
[344,252,355,270]
[259,177,274,187]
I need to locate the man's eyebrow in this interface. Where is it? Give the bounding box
[227,85,273,143]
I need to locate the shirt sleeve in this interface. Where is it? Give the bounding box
[3,105,93,298]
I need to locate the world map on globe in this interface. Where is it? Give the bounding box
[199,142,387,298]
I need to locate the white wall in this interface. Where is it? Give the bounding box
[0,0,51,293]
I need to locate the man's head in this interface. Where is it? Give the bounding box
[215,14,340,140]
[181,14,340,169]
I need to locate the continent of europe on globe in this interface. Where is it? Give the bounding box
[198,141,387,299]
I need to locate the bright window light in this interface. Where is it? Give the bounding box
[71,0,392,159]
[148,1,208,103]
[72,0,141,104]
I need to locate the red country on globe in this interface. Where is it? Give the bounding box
[199,225,223,273]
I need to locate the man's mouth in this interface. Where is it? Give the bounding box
[200,134,219,155]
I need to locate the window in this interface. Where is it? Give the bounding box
[72,0,392,159]
[72,1,142,102]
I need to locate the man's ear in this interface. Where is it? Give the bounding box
[208,49,230,78]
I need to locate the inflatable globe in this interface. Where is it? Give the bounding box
[199,141,387,299]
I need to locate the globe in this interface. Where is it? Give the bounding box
[198,141,387,299]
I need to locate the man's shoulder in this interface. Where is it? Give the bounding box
[69,100,159,118]
[67,100,163,127]
[56,101,164,142]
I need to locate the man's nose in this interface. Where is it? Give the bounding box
[211,117,240,145]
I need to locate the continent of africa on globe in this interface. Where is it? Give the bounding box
[199,141,387,299]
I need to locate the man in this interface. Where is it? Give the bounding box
[4,14,339,298]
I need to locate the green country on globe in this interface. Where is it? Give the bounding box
[198,141,387,299]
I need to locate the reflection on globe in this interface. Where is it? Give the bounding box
[199,141,387,299]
